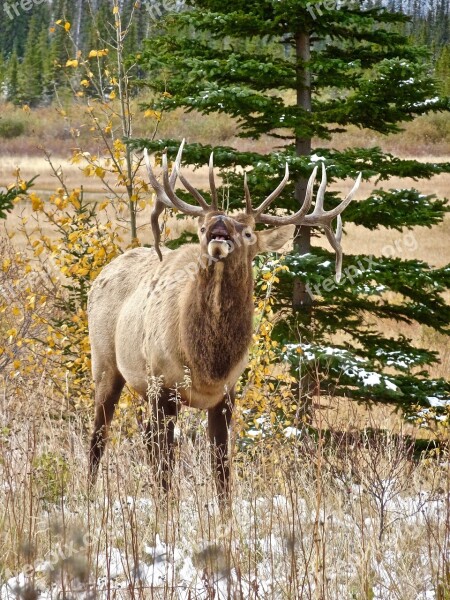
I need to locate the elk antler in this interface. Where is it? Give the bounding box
[145,140,361,279]
[245,162,362,282]
[144,139,216,260]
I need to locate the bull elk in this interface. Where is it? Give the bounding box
[88,140,361,498]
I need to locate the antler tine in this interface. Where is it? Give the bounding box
[209,152,218,210]
[144,139,189,209]
[169,138,185,187]
[144,148,173,209]
[244,172,252,215]
[303,166,362,224]
[161,151,204,216]
[251,163,290,218]
[176,165,211,211]
[145,146,181,261]
[314,161,327,214]
[150,198,166,261]
[323,216,344,282]
[253,165,318,226]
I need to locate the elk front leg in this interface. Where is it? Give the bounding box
[145,388,179,493]
[208,390,234,502]
[89,370,125,486]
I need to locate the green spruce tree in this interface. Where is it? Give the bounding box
[436,45,450,96]
[6,50,19,104]
[18,16,45,105]
[135,1,450,423]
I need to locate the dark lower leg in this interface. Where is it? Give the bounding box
[89,372,125,485]
[208,390,234,502]
[145,388,179,492]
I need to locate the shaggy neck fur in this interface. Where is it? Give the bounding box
[180,252,254,384]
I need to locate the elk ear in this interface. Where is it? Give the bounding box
[256,225,295,253]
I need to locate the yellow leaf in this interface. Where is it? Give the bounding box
[55,19,62,25]
[109,90,116,100]
[144,109,161,121]
[83,165,94,177]
[80,79,90,87]
[30,192,43,211]
[66,59,78,68]
[95,166,106,179]
[64,21,71,31]
[113,6,119,14]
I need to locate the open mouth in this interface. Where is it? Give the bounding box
[207,224,231,243]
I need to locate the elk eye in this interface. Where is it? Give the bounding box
[245,231,252,238]
[200,227,206,233]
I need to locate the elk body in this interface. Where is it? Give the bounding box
[88,141,361,498]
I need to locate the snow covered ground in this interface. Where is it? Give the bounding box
[1,484,448,599]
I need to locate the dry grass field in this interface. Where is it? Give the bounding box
[1,103,449,599]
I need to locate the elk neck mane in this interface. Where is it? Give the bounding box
[180,250,254,384]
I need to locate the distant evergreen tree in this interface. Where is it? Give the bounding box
[0,4,32,59]
[18,16,45,106]
[0,53,5,89]
[436,45,450,96]
[136,0,450,420]
[5,50,19,103]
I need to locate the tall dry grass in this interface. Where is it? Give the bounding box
[0,378,449,599]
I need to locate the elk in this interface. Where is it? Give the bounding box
[88,140,361,498]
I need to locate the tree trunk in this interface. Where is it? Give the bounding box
[293,30,313,311]
[293,30,315,419]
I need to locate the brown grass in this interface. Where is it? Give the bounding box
[0,380,448,599]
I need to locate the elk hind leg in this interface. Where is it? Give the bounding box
[208,390,234,503]
[145,388,179,493]
[89,369,125,486]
